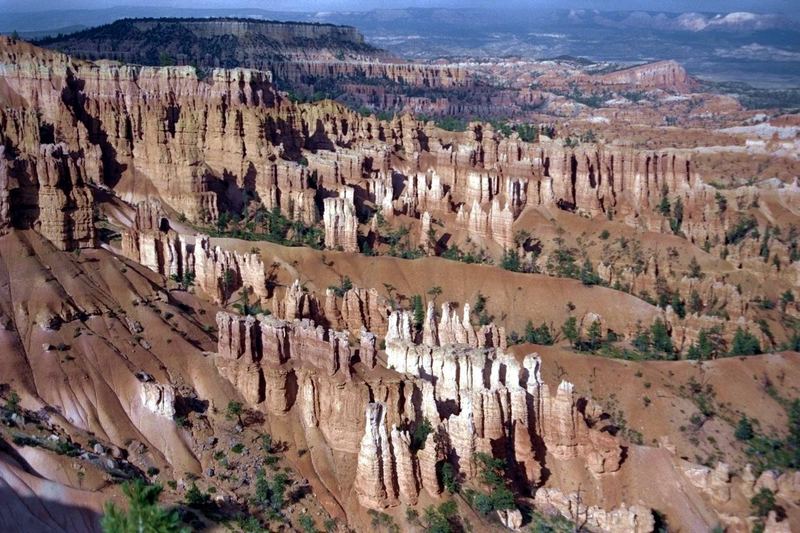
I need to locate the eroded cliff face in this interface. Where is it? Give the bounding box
[36,18,471,95]
[323,189,359,252]
[593,60,695,91]
[1,38,799,532]
[12,28,787,352]
[4,36,795,264]
[209,305,658,527]
[0,134,96,250]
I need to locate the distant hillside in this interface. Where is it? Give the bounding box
[36,17,388,70]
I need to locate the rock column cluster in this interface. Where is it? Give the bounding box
[323,189,359,252]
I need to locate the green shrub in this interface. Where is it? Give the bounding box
[729,328,761,356]
[579,258,601,286]
[750,488,776,518]
[438,462,458,494]
[328,276,353,298]
[735,416,754,441]
[298,513,316,533]
[184,483,211,509]
[524,320,554,345]
[562,316,579,348]
[411,418,433,452]
[726,215,757,245]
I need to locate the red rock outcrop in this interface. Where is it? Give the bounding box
[534,488,655,533]
[0,147,11,233]
[594,60,694,91]
[0,141,99,251]
[273,279,320,321]
[215,311,362,411]
[3,37,797,532]
[122,201,194,279]
[212,299,628,518]
[354,403,398,508]
[381,307,622,495]
[339,286,391,336]
[0,37,760,265]
[323,189,359,252]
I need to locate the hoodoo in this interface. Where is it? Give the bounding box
[0,6,798,532]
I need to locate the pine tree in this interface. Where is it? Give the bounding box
[102,480,187,533]
[788,399,800,468]
[759,225,771,261]
[670,198,684,234]
[587,320,602,351]
[689,290,703,314]
[734,416,754,441]
[411,294,425,329]
[715,191,727,213]
[633,324,652,354]
[534,322,554,345]
[500,248,521,272]
[730,328,761,356]
[697,329,715,360]
[562,316,579,348]
[426,286,443,304]
[579,258,600,286]
[650,319,673,357]
[524,320,536,343]
[671,293,686,319]
[780,290,795,313]
[750,488,776,518]
[226,400,244,426]
[658,187,671,216]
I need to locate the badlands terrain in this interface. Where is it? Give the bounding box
[0,14,798,533]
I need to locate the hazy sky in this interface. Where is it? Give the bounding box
[2,0,798,13]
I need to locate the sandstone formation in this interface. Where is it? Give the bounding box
[0,137,96,250]
[0,148,9,233]
[140,382,177,419]
[1,35,798,533]
[6,33,794,271]
[211,302,632,523]
[36,18,472,92]
[534,488,656,533]
[594,60,694,91]
[323,189,359,252]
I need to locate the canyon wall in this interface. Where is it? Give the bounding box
[0,38,752,252]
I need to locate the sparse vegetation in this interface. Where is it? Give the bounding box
[438,461,458,494]
[464,452,516,517]
[726,215,758,245]
[102,480,187,533]
[328,275,353,297]
[254,468,289,515]
[728,328,761,356]
[207,206,324,250]
[471,292,493,326]
[226,400,244,426]
[740,397,800,474]
[184,482,212,509]
[421,500,461,533]
[410,417,433,452]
